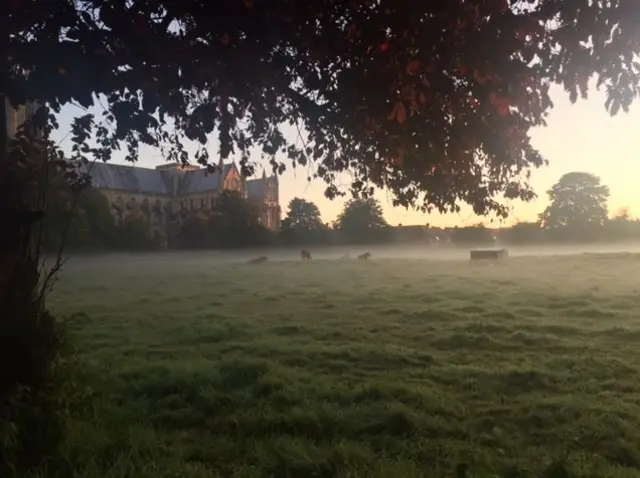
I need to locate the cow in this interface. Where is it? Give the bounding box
[357,252,371,260]
[300,249,312,260]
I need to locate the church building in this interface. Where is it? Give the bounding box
[87,161,281,232]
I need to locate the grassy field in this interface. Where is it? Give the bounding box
[49,252,640,477]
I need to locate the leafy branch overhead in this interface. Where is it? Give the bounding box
[7,0,640,217]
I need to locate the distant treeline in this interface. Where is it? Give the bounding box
[278,219,640,248]
[43,178,640,253]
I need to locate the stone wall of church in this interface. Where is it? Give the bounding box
[96,167,280,234]
[224,167,244,192]
[100,189,170,234]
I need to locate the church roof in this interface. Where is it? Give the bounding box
[89,162,172,196]
[176,164,234,195]
[85,161,272,199]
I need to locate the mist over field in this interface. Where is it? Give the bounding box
[57,240,640,267]
[48,248,640,477]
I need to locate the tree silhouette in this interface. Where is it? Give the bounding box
[7,1,640,217]
[336,198,388,231]
[41,181,117,251]
[607,207,640,241]
[177,214,213,249]
[335,198,390,243]
[501,221,544,245]
[210,190,270,247]
[450,223,495,245]
[540,172,610,240]
[213,191,260,230]
[282,198,325,231]
[280,198,329,246]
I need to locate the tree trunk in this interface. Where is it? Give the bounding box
[0,96,63,476]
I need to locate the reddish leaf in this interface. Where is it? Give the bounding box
[406,60,422,75]
[473,69,487,85]
[388,102,407,124]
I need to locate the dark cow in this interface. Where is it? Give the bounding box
[357,252,371,261]
[300,249,312,260]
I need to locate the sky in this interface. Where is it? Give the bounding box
[51,80,640,228]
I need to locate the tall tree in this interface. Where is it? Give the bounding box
[281,198,325,230]
[211,190,271,247]
[213,191,260,229]
[336,198,388,231]
[335,198,391,243]
[280,198,329,246]
[540,172,610,239]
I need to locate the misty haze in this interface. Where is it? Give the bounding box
[54,240,640,266]
[47,244,640,477]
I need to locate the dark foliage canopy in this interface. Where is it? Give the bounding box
[7,0,640,216]
[213,190,261,230]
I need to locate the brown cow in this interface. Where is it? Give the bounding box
[357,252,371,260]
[300,249,312,260]
[247,256,268,264]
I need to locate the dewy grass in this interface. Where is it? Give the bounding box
[48,252,640,477]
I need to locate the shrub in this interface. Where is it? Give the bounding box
[0,252,69,477]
